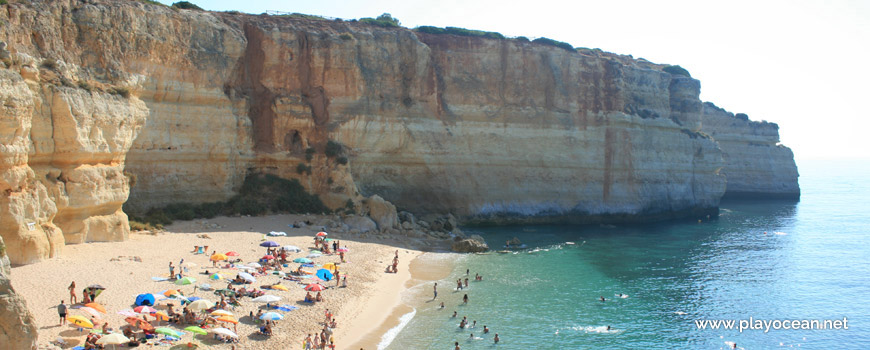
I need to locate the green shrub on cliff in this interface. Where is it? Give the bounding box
[325,140,343,158]
[359,13,400,28]
[531,37,575,51]
[172,1,203,10]
[663,65,692,78]
[415,26,505,39]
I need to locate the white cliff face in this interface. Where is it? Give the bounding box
[701,103,800,199]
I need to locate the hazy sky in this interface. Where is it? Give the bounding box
[158,0,869,160]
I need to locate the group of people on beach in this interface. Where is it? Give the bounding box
[51,228,359,349]
[434,268,500,348]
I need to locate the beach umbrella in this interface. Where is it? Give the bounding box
[262,255,275,260]
[209,328,238,338]
[210,273,222,280]
[155,327,182,337]
[271,271,286,277]
[184,326,208,335]
[134,306,157,314]
[78,306,102,319]
[216,316,238,324]
[210,253,228,261]
[163,290,180,297]
[316,269,333,281]
[67,315,94,328]
[236,265,253,270]
[271,284,289,291]
[337,247,349,252]
[187,299,215,311]
[307,253,322,259]
[282,245,301,252]
[225,251,240,256]
[238,272,256,283]
[316,231,328,237]
[187,296,201,302]
[323,238,334,242]
[97,332,129,350]
[199,283,212,291]
[322,263,337,271]
[88,284,107,290]
[210,309,233,317]
[260,241,279,248]
[96,332,129,345]
[259,312,284,321]
[117,309,137,317]
[84,302,107,313]
[304,283,326,291]
[252,295,281,303]
[293,257,312,264]
[154,311,170,321]
[175,277,196,285]
[247,262,262,268]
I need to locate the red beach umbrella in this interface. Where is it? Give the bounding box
[262,255,275,260]
[226,251,240,257]
[304,283,326,291]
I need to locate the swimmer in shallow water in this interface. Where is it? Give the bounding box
[600,296,606,302]
[494,333,500,343]
[606,325,611,331]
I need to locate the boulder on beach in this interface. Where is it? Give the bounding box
[451,235,489,253]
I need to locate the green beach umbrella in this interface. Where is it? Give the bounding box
[175,277,196,285]
[155,327,182,337]
[184,326,207,335]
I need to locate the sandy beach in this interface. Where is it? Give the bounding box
[10,214,451,350]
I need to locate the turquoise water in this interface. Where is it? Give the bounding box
[387,159,870,349]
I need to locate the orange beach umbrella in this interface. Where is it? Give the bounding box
[210,253,228,261]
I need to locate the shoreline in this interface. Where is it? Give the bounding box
[9,214,454,350]
[346,251,459,350]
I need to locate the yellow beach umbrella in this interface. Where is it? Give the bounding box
[67,315,94,328]
[210,309,233,317]
[322,263,337,271]
[154,311,170,321]
[271,285,289,291]
[210,253,228,261]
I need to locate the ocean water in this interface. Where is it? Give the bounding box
[386,159,870,349]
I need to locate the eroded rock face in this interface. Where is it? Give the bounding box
[0,0,799,264]
[0,53,147,264]
[0,236,38,349]
[700,103,800,199]
[361,195,398,232]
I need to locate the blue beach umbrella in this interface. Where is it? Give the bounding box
[293,258,312,264]
[260,241,279,248]
[259,312,284,321]
[315,269,333,281]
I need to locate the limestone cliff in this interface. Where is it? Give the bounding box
[700,102,800,199]
[0,236,38,349]
[0,0,798,264]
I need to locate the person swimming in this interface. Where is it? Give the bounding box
[494,333,500,343]
[599,296,606,302]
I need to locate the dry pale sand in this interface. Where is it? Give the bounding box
[10,214,451,350]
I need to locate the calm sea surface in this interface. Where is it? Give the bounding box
[385,159,870,349]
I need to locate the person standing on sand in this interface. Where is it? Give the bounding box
[57,300,67,325]
[169,262,175,279]
[68,282,77,304]
[433,283,438,300]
